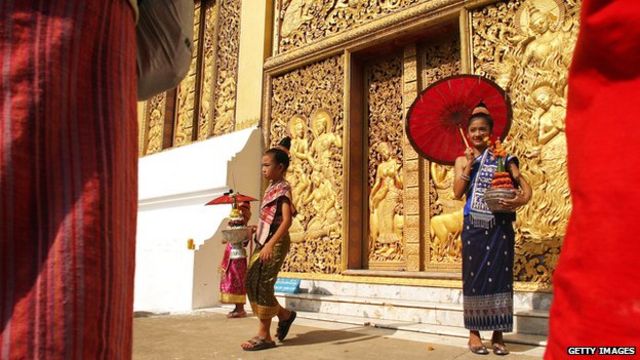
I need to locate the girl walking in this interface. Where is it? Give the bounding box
[241,137,297,351]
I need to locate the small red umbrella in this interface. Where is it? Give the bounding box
[406,75,512,165]
[205,190,257,206]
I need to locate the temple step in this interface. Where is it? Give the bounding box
[274,279,549,339]
[290,310,547,347]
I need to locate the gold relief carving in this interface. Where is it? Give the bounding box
[369,142,404,263]
[267,0,459,71]
[197,3,219,141]
[403,187,419,215]
[277,0,440,54]
[429,178,442,217]
[212,0,241,136]
[366,55,404,264]
[174,4,202,146]
[472,0,580,284]
[428,163,465,263]
[280,0,313,39]
[310,109,342,180]
[269,56,344,273]
[404,139,419,160]
[288,115,314,231]
[403,44,420,272]
[404,159,420,187]
[417,33,462,268]
[144,94,167,155]
[420,34,461,89]
[403,218,420,246]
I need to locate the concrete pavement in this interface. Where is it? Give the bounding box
[133,308,544,359]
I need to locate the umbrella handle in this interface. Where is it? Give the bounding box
[458,127,470,148]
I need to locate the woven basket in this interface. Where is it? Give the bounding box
[484,188,517,213]
[222,227,250,244]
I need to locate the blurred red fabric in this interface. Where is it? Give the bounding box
[546,0,640,358]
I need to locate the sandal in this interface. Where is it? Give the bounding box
[276,310,297,341]
[226,310,247,318]
[468,344,489,355]
[241,337,276,351]
[492,342,510,356]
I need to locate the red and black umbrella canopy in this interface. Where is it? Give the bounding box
[205,190,257,206]
[406,75,512,165]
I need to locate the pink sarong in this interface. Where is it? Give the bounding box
[219,243,247,304]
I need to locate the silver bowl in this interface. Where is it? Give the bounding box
[222,227,250,245]
[484,188,517,213]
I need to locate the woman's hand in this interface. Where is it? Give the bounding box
[249,225,257,235]
[464,147,475,163]
[499,190,528,211]
[259,242,274,263]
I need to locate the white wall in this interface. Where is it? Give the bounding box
[134,127,262,312]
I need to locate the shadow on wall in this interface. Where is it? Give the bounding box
[192,127,262,309]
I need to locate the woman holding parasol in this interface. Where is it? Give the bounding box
[407,75,532,355]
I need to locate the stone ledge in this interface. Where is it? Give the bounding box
[292,310,547,347]
[343,269,462,280]
[277,292,549,319]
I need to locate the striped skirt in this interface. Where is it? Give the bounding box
[461,214,515,332]
[0,1,137,359]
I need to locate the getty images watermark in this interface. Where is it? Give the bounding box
[567,347,636,356]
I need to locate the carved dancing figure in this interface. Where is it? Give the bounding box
[368,142,404,258]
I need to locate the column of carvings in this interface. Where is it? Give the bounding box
[173,3,202,146]
[211,0,242,135]
[142,93,167,155]
[366,53,405,270]
[402,45,421,272]
[196,3,219,141]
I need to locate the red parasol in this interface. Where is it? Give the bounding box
[405,75,512,165]
[205,190,257,206]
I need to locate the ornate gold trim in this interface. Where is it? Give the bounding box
[459,8,472,73]
[265,1,463,73]
[280,271,461,288]
[403,44,420,271]
[220,293,246,304]
[463,0,503,11]
[342,50,351,272]
[250,302,280,319]
[278,271,552,292]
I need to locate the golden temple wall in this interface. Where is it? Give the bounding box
[136,0,581,291]
[265,0,580,290]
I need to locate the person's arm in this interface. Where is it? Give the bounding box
[453,148,474,199]
[259,198,292,262]
[500,162,532,210]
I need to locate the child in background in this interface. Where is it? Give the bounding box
[219,201,252,318]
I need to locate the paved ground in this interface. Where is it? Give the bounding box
[133,309,544,359]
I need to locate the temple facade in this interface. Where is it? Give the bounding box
[136,0,579,343]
